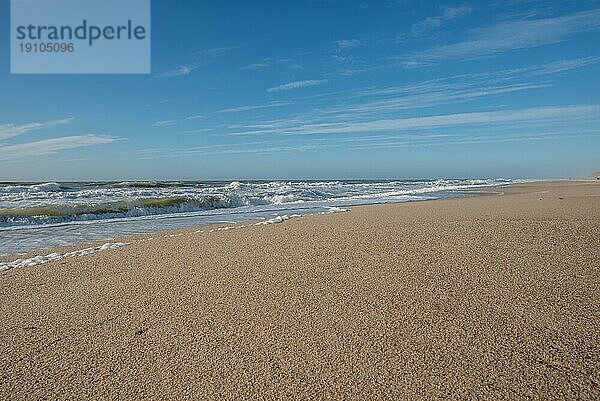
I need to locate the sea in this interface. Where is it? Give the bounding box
[0,179,515,256]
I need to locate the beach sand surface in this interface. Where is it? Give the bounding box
[1,181,598,400]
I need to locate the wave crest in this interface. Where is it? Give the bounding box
[0,182,63,193]
[0,194,256,226]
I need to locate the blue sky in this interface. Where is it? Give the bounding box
[1,0,599,181]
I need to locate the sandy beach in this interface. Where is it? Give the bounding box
[1,180,598,399]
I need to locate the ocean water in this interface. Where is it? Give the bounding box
[0,179,513,255]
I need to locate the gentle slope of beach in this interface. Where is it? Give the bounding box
[1,181,598,399]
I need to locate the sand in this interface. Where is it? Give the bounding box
[1,181,598,400]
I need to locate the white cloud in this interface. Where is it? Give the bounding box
[240,57,301,71]
[193,46,239,57]
[315,105,600,134]
[335,39,364,49]
[220,55,600,140]
[294,56,597,123]
[267,79,328,92]
[217,101,292,113]
[230,105,600,136]
[157,65,197,78]
[240,62,272,70]
[0,135,118,160]
[0,117,74,140]
[152,120,177,127]
[400,8,600,64]
[411,5,472,36]
[530,56,600,75]
[348,130,600,150]
[182,128,213,134]
[329,82,551,116]
[357,105,594,132]
[158,46,238,78]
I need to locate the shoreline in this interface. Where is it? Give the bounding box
[0,179,580,268]
[0,208,347,267]
[1,180,598,399]
[0,181,508,263]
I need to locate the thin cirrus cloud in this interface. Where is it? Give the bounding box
[218,55,600,143]
[347,130,600,151]
[333,105,598,134]
[153,115,204,128]
[192,46,239,58]
[181,128,214,134]
[240,62,272,71]
[229,56,597,135]
[157,64,199,78]
[335,39,364,49]
[217,101,292,113]
[152,119,177,127]
[240,57,302,71]
[314,105,600,134]
[229,105,600,136]
[157,46,239,78]
[398,8,600,64]
[326,83,551,117]
[134,127,600,158]
[528,56,600,75]
[0,135,119,161]
[411,5,472,36]
[267,79,328,92]
[0,117,74,140]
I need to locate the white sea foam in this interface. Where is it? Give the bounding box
[267,194,302,204]
[256,215,293,225]
[0,242,129,272]
[256,206,346,225]
[322,206,348,213]
[227,181,241,190]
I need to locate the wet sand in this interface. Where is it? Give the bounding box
[1,181,599,399]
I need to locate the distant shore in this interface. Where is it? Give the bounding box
[1,180,599,399]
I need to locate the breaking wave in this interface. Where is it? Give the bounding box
[0,194,261,226]
[0,182,64,193]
